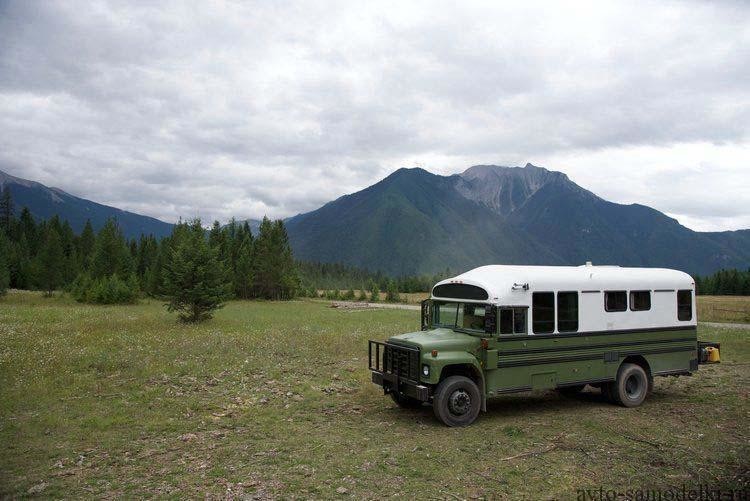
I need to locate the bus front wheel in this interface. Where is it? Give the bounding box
[432,376,481,427]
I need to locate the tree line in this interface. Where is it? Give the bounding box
[0,187,450,304]
[296,261,452,296]
[694,268,750,295]
[0,187,299,319]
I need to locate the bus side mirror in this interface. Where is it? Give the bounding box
[421,299,431,330]
[484,306,497,334]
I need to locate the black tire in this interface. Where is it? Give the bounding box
[389,391,423,409]
[432,376,481,427]
[558,384,586,396]
[611,363,649,407]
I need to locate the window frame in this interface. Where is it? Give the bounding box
[556,291,579,333]
[499,308,514,335]
[499,307,528,335]
[532,292,555,334]
[513,308,527,335]
[629,290,652,312]
[604,290,627,312]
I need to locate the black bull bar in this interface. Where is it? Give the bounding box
[368,340,430,402]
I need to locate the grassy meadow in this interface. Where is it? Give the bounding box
[1,291,748,498]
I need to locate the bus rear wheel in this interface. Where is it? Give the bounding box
[433,376,481,427]
[610,363,649,407]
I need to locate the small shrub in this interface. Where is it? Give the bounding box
[368,280,380,302]
[385,280,401,303]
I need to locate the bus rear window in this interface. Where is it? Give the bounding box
[677,290,692,321]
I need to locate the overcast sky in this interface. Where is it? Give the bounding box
[0,1,748,231]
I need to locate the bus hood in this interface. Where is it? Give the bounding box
[388,328,481,352]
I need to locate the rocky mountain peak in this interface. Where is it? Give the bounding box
[455,163,568,216]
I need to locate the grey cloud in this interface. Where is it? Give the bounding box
[0,0,748,229]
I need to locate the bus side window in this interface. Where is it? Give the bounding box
[533,292,555,333]
[557,292,578,332]
[677,290,692,321]
[630,290,651,311]
[605,291,627,312]
[499,309,513,334]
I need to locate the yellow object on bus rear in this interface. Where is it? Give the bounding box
[706,347,720,363]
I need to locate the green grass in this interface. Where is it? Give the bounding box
[1,291,748,498]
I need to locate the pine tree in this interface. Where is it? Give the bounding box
[11,234,31,289]
[234,232,254,299]
[37,227,64,296]
[77,220,95,268]
[90,219,128,278]
[0,232,9,296]
[18,208,39,255]
[357,286,368,302]
[368,279,380,302]
[385,279,401,303]
[275,220,299,299]
[163,220,231,322]
[252,217,299,299]
[0,186,13,234]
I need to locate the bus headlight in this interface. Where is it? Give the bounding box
[422,364,430,377]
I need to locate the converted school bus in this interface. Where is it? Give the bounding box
[369,264,720,426]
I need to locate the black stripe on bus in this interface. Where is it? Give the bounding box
[496,345,695,368]
[498,325,696,341]
[494,385,532,394]
[498,336,696,356]
[557,377,615,387]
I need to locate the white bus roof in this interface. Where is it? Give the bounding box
[432,264,694,303]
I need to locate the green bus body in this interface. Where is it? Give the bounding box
[379,323,696,405]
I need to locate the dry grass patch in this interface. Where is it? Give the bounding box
[698,296,750,323]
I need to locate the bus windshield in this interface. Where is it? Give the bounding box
[434,302,488,332]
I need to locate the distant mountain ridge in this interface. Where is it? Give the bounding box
[0,169,174,239]
[2,165,747,276]
[284,164,750,275]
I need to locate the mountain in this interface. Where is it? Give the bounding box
[285,167,561,276]
[3,164,747,276]
[0,169,173,239]
[285,164,750,275]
